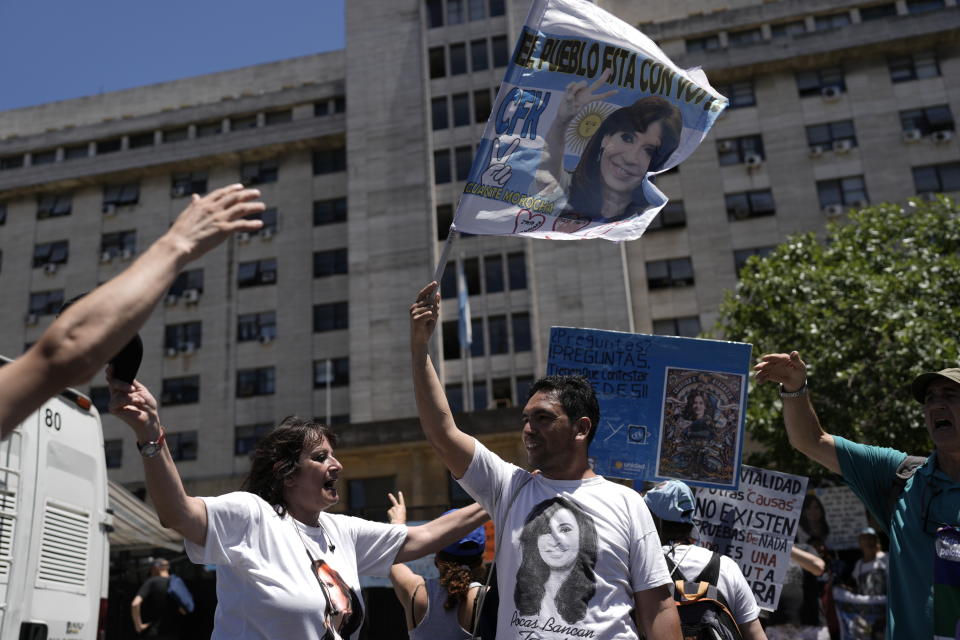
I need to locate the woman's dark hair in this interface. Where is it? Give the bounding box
[681,389,713,422]
[436,550,484,609]
[799,494,830,542]
[514,497,597,624]
[240,416,338,517]
[567,96,682,221]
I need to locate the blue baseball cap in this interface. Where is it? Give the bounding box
[644,480,695,524]
[440,509,486,557]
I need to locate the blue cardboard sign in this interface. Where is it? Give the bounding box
[546,326,751,489]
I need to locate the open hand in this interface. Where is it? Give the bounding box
[754,351,807,391]
[166,184,266,262]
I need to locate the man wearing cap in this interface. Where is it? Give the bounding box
[852,527,887,597]
[131,558,184,638]
[755,351,960,640]
[410,282,681,640]
[644,481,767,640]
[387,491,488,638]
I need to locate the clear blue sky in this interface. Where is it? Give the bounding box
[0,0,345,112]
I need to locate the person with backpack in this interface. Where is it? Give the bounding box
[131,558,191,638]
[755,352,960,640]
[644,480,767,640]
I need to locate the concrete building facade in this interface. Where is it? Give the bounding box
[0,0,957,517]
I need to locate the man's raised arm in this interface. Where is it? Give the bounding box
[410,281,477,478]
[754,351,840,474]
[0,184,265,438]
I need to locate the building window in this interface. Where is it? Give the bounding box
[167,431,198,462]
[489,0,505,15]
[446,0,464,24]
[434,149,452,184]
[171,171,207,197]
[474,89,492,123]
[164,321,202,352]
[900,105,955,136]
[888,51,939,83]
[426,0,443,27]
[452,93,471,127]
[814,12,851,31]
[717,81,756,109]
[100,231,137,260]
[243,207,278,236]
[717,135,764,166]
[0,202,5,225]
[168,269,204,296]
[241,159,278,185]
[102,183,139,211]
[161,376,200,406]
[0,155,23,170]
[796,67,846,97]
[237,367,276,397]
[313,148,346,174]
[162,127,189,143]
[432,96,449,130]
[468,0,485,20]
[238,258,277,288]
[488,315,508,354]
[265,109,292,126]
[437,204,454,241]
[429,47,446,78]
[232,114,258,130]
[913,162,960,195]
[468,318,484,357]
[104,439,123,469]
[473,380,488,411]
[462,257,481,293]
[314,302,349,332]
[727,28,762,47]
[347,476,394,520]
[96,138,122,154]
[817,176,868,208]
[906,0,945,13]
[483,254,504,293]
[508,252,527,290]
[314,197,347,225]
[471,39,489,72]
[195,120,221,138]
[446,383,464,412]
[806,120,857,152]
[32,150,56,165]
[235,423,273,456]
[734,246,776,276]
[313,358,349,388]
[238,311,277,343]
[333,97,345,113]
[860,3,897,20]
[313,248,348,278]
[450,43,468,75]
[29,290,64,316]
[512,312,532,352]
[654,316,701,337]
[33,240,69,269]
[646,258,695,289]
[491,35,509,67]
[455,146,473,181]
[686,34,721,53]
[647,201,686,231]
[63,144,88,160]
[89,387,111,415]
[37,193,72,219]
[726,190,776,221]
[442,320,461,360]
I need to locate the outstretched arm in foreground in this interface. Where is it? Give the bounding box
[0,184,265,438]
[754,351,840,474]
[108,370,208,545]
[395,499,488,563]
[635,584,682,640]
[410,281,477,478]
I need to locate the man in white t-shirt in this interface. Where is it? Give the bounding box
[410,282,682,640]
[852,527,888,597]
[644,480,767,640]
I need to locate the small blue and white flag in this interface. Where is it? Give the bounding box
[456,261,472,352]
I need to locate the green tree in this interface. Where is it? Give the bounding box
[716,196,960,480]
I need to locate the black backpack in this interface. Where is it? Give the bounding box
[665,551,743,640]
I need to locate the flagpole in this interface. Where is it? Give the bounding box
[619,242,636,333]
[433,229,457,284]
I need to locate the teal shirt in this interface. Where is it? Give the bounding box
[835,436,960,640]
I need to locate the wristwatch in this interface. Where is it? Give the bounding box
[137,428,166,458]
[779,380,808,398]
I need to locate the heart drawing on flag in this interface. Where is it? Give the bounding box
[513,209,545,234]
[552,214,591,234]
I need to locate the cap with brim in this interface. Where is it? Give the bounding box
[439,509,486,557]
[911,368,960,403]
[860,527,877,537]
[644,480,695,524]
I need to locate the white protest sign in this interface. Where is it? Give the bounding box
[811,486,870,550]
[694,465,808,611]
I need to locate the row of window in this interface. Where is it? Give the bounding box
[716,52,942,111]
[685,2,945,53]
[441,311,532,359]
[438,252,528,297]
[432,88,494,130]
[444,374,534,415]
[425,0,505,28]
[0,98,345,172]
[429,35,509,79]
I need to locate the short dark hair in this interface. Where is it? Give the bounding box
[653,517,696,545]
[240,416,338,517]
[527,375,600,445]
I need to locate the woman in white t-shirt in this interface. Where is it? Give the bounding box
[106,372,486,640]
